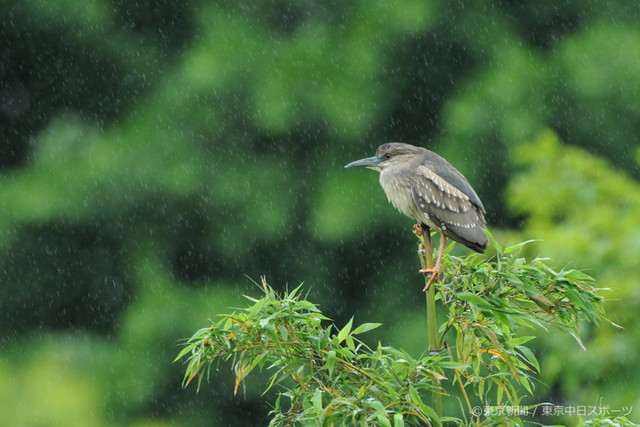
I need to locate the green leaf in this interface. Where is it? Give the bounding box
[376,413,392,427]
[352,322,382,335]
[456,292,493,308]
[484,228,502,253]
[570,331,588,351]
[504,240,536,254]
[319,328,331,349]
[358,385,366,399]
[520,374,534,395]
[564,269,595,281]
[408,387,440,423]
[383,382,399,400]
[408,387,424,406]
[515,345,540,371]
[296,300,319,312]
[313,388,323,414]
[173,341,198,362]
[325,350,336,376]
[437,361,469,369]
[245,296,266,316]
[288,284,304,299]
[393,413,404,427]
[345,335,356,351]
[336,317,354,343]
[369,399,391,427]
[508,336,536,347]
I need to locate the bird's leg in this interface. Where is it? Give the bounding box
[419,233,446,291]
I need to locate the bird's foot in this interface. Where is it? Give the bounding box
[419,267,441,292]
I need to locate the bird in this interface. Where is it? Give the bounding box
[345,142,487,291]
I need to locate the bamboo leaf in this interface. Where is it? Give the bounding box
[173,341,199,363]
[325,350,336,376]
[516,345,540,372]
[376,413,392,427]
[393,413,404,427]
[336,317,354,343]
[504,240,537,254]
[484,228,502,254]
[313,388,323,414]
[508,336,536,347]
[570,331,588,351]
[352,322,382,335]
[456,292,493,308]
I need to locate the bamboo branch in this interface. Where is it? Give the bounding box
[416,225,443,425]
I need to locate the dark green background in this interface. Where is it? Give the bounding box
[1,0,638,425]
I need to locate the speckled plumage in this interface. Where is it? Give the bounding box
[346,142,488,253]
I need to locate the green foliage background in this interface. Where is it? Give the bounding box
[1,0,638,425]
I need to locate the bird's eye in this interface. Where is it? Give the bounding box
[384,153,393,160]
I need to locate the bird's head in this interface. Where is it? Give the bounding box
[344,142,425,172]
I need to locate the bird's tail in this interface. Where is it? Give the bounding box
[445,225,488,254]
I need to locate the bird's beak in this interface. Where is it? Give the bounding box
[344,156,381,169]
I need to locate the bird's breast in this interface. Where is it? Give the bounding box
[379,170,422,221]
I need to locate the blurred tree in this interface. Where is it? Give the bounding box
[0,0,639,425]
[507,130,640,421]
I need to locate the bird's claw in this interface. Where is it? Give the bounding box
[419,268,441,292]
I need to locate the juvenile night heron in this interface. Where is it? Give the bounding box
[345,142,487,290]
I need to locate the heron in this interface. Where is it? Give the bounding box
[345,142,488,291]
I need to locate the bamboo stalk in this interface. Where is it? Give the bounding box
[417,225,443,425]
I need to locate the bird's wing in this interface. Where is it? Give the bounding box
[411,165,485,230]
